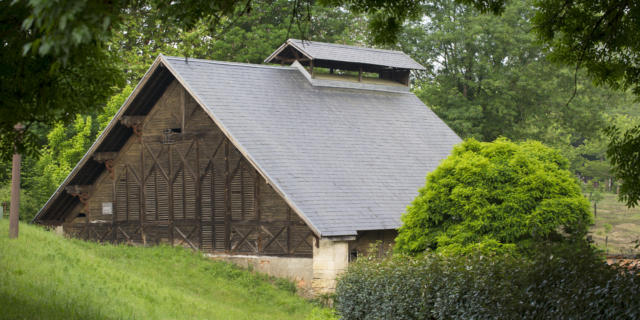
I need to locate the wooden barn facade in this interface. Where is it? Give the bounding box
[34,40,461,294]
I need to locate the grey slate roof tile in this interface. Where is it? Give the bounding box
[165,57,460,236]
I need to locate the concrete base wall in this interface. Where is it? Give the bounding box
[206,254,313,294]
[312,238,349,294]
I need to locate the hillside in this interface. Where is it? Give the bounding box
[0,221,334,320]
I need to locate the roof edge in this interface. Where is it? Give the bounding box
[33,56,167,224]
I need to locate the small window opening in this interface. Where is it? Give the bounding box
[349,249,359,262]
[163,128,181,144]
[76,213,86,218]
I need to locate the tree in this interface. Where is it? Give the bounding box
[531,0,640,208]
[395,138,592,256]
[110,0,368,84]
[401,0,614,143]
[0,0,121,159]
[606,125,640,207]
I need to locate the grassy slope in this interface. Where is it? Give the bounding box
[589,192,640,255]
[0,221,334,320]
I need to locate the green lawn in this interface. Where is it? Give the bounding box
[0,221,335,320]
[588,192,640,255]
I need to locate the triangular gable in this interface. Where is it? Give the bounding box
[34,55,322,237]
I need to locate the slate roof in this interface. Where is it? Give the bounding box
[34,49,459,236]
[265,39,426,70]
[163,56,459,236]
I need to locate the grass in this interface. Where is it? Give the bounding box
[588,192,640,255]
[0,221,335,320]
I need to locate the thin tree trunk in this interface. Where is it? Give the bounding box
[9,123,24,239]
[9,150,21,239]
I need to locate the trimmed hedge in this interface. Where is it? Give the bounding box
[335,245,640,319]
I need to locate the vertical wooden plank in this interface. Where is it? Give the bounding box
[195,139,202,250]
[168,144,174,246]
[287,207,291,254]
[140,139,146,245]
[112,167,117,243]
[255,170,261,253]
[211,160,216,250]
[224,140,231,252]
[125,166,129,221]
[240,168,245,221]
[154,172,159,220]
[180,86,186,133]
[182,159,186,220]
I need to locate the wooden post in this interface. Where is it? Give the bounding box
[310,60,314,78]
[358,66,363,82]
[9,123,24,239]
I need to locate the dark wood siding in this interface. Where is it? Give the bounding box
[64,80,315,257]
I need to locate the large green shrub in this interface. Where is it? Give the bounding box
[335,245,640,320]
[396,138,592,255]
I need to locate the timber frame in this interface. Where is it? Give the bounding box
[35,57,318,258]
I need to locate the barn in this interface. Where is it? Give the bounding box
[33,39,461,294]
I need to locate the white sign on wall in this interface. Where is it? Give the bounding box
[102,202,113,215]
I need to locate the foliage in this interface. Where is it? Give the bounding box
[606,124,640,207]
[0,0,121,159]
[20,116,98,221]
[401,0,620,152]
[0,220,334,320]
[111,0,368,84]
[531,0,640,208]
[335,243,640,320]
[322,0,506,44]
[396,138,592,256]
[533,0,640,97]
[0,185,41,222]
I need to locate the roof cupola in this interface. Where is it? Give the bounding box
[265,39,425,87]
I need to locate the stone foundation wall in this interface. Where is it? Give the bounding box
[312,238,349,294]
[206,254,314,295]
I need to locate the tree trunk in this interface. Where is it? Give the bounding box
[9,123,24,239]
[9,151,21,239]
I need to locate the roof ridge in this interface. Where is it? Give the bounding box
[163,56,295,70]
[289,39,409,56]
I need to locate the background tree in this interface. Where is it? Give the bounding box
[397,0,638,188]
[532,0,640,208]
[395,138,592,256]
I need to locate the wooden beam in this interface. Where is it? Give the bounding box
[119,116,146,128]
[93,152,118,162]
[65,185,91,194]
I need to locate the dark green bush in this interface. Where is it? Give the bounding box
[335,244,640,320]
